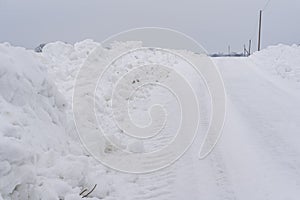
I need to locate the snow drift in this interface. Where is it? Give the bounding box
[0,41,142,200]
[251,44,300,83]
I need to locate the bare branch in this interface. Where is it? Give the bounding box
[82,184,97,198]
[79,188,88,196]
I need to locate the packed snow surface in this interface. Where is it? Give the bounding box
[0,41,300,199]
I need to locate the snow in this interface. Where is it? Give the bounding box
[251,44,300,83]
[0,41,122,200]
[0,40,300,199]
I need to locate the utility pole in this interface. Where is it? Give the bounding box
[258,10,263,51]
[228,45,231,56]
[248,39,252,56]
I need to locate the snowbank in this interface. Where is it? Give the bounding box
[250,44,300,83]
[0,42,115,200]
[0,40,152,200]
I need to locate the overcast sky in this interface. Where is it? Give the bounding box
[0,0,299,53]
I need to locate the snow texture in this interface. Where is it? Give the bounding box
[0,41,300,199]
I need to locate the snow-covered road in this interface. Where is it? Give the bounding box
[127,57,300,200]
[216,57,300,199]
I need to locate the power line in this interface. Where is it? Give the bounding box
[262,0,272,11]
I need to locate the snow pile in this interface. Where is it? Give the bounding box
[39,40,210,155]
[39,40,147,151]
[0,42,116,200]
[0,40,164,200]
[39,40,100,106]
[250,44,300,83]
[38,40,101,141]
[40,40,143,102]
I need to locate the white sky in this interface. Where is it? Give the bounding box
[0,0,299,53]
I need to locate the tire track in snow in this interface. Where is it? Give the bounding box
[217,58,300,199]
[209,149,237,200]
[131,164,176,200]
